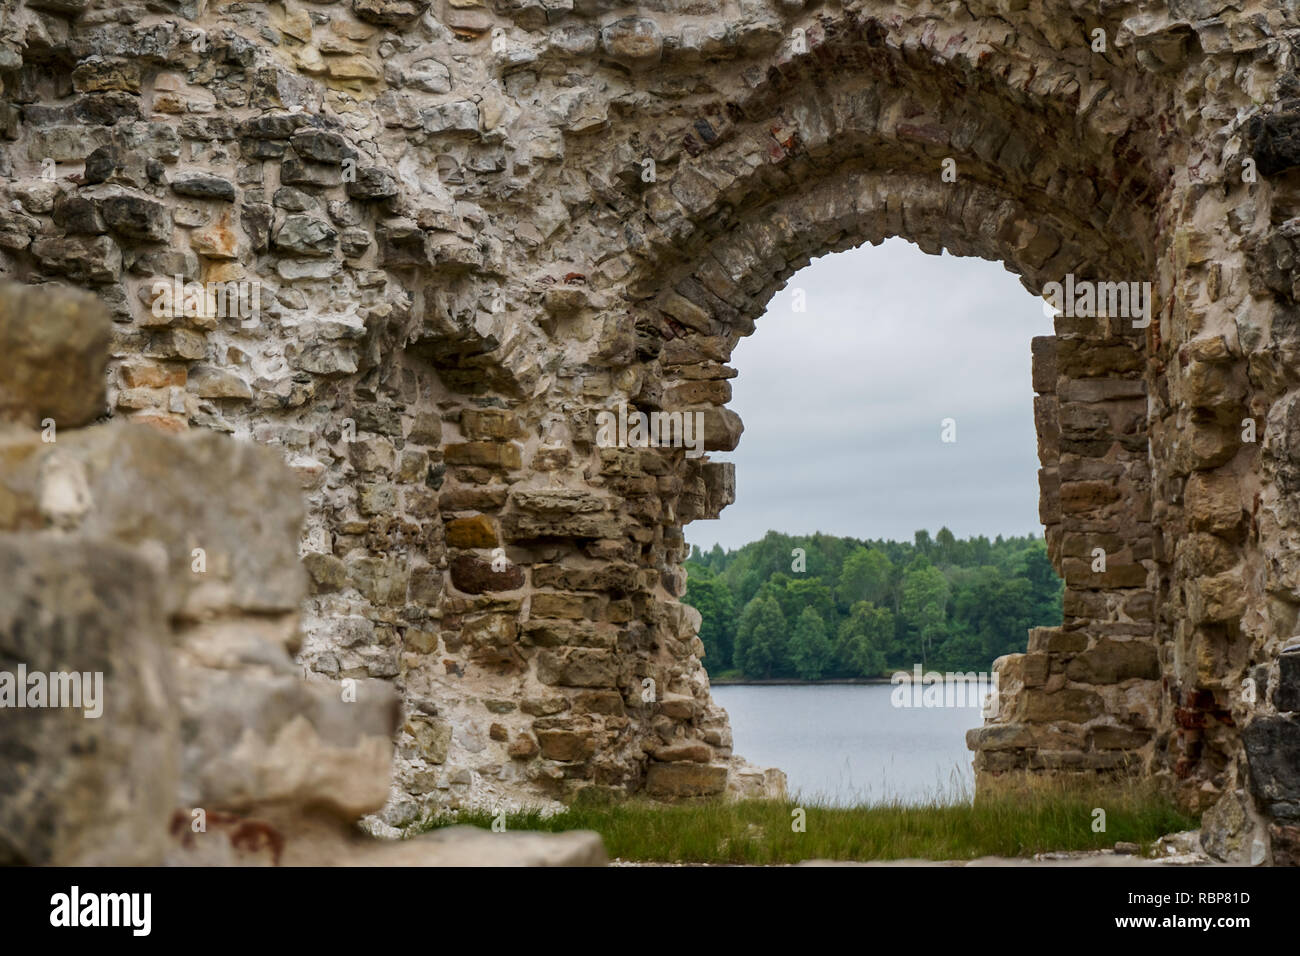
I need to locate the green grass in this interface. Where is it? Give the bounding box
[410,783,1199,864]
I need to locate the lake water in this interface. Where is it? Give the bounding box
[712,683,985,806]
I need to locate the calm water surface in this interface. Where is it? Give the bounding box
[712,683,984,806]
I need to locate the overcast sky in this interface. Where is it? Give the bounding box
[688,237,1054,553]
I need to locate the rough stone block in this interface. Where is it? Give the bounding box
[0,281,111,429]
[0,536,177,865]
[1244,716,1300,820]
[1279,652,1300,713]
[183,672,400,818]
[535,647,617,688]
[1185,471,1242,534]
[1064,639,1160,684]
[448,553,523,593]
[445,441,521,469]
[444,514,497,548]
[71,425,305,617]
[644,762,727,799]
[1019,688,1105,723]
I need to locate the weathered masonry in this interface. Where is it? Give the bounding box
[2,0,1300,863]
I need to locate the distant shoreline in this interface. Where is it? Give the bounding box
[710,677,895,687]
[711,671,1000,687]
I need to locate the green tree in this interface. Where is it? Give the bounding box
[900,559,949,668]
[734,594,786,679]
[736,567,763,607]
[1017,541,1063,623]
[837,547,893,610]
[789,607,833,680]
[935,526,957,565]
[913,529,933,558]
[683,568,737,670]
[951,566,1034,663]
[835,601,892,677]
[708,542,726,570]
[773,577,836,628]
[931,627,986,672]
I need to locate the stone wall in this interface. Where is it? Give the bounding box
[0,279,604,864]
[1,0,1299,862]
[970,321,1158,784]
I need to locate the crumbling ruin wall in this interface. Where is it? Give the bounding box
[0,279,604,865]
[2,0,1300,862]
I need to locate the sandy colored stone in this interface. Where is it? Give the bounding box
[445,513,497,548]
[0,281,110,429]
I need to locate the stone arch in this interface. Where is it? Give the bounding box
[623,164,1164,788]
[523,12,1170,799]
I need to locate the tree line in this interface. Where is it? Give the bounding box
[683,528,1063,681]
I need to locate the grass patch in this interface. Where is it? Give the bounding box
[411,780,1199,864]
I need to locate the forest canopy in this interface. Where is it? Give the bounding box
[683,529,1063,681]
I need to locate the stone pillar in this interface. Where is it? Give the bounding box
[972,313,1158,785]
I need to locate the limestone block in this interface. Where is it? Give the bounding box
[0,281,110,429]
[536,647,618,688]
[445,514,498,548]
[600,17,663,70]
[30,235,122,283]
[1063,639,1160,684]
[1185,471,1242,534]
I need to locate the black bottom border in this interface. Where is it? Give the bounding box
[0,861,1283,942]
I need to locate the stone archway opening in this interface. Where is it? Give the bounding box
[609,41,1164,804]
[681,236,1065,806]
